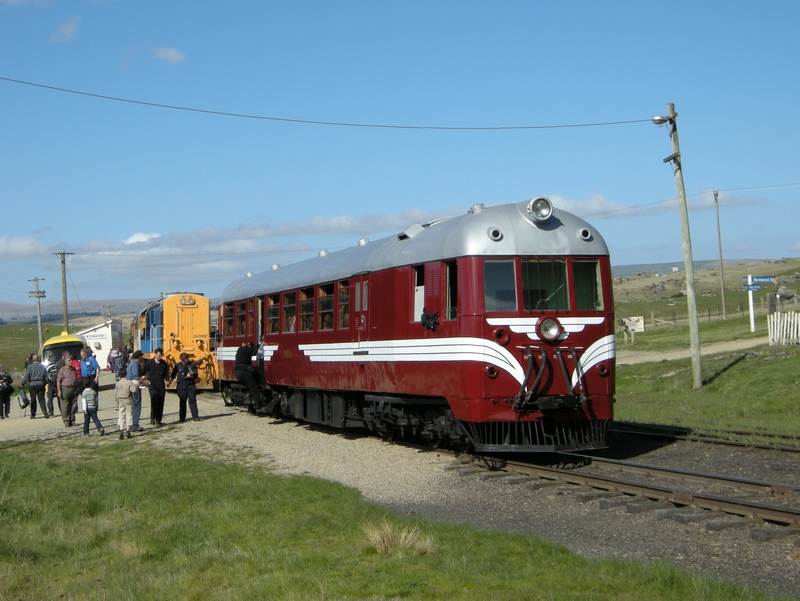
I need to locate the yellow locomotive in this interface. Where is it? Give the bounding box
[131,292,217,389]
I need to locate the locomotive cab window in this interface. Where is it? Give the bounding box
[484,260,517,312]
[522,258,568,311]
[573,260,604,311]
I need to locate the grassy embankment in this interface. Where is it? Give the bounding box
[614,307,800,436]
[0,437,781,601]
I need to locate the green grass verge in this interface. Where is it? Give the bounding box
[0,436,777,601]
[615,344,800,434]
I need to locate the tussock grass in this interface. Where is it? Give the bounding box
[363,519,435,556]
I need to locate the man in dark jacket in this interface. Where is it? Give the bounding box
[235,342,265,414]
[21,354,49,419]
[142,348,171,426]
[170,353,201,423]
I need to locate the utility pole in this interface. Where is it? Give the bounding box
[28,277,45,351]
[653,103,702,389]
[713,190,727,320]
[103,304,115,318]
[53,252,74,333]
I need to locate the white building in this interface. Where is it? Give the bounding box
[75,319,124,363]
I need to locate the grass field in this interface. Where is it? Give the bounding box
[0,437,781,601]
[1,297,797,599]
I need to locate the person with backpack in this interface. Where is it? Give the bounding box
[170,353,201,423]
[21,354,49,419]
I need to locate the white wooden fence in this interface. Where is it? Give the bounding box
[768,311,800,346]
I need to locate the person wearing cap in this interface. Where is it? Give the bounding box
[126,350,146,431]
[56,354,80,427]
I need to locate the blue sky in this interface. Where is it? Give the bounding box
[1,1,798,305]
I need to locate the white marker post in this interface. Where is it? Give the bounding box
[747,275,756,333]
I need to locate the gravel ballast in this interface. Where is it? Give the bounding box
[3,376,799,598]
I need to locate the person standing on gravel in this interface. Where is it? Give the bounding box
[170,352,201,423]
[142,348,171,426]
[46,350,69,418]
[115,368,138,439]
[79,348,101,393]
[79,386,104,437]
[0,365,14,419]
[56,354,80,427]
[20,354,49,419]
[126,350,145,431]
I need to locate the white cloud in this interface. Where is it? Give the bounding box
[123,232,161,244]
[150,47,186,65]
[0,236,48,259]
[50,16,80,44]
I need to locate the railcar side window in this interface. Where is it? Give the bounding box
[223,304,234,337]
[266,294,280,334]
[338,280,349,329]
[445,261,457,319]
[573,260,604,311]
[318,284,334,330]
[522,259,569,311]
[299,287,315,332]
[413,266,424,321]
[236,302,246,336]
[484,261,517,312]
[246,300,255,336]
[282,292,297,333]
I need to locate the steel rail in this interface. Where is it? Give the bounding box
[610,422,800,453]
[559,453,800,496]
[495,459,800,526]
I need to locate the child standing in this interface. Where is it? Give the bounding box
[80,387,105,437]
[114,368,138,439]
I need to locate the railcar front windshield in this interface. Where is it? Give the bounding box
[522,259,568,311]
[483,257,605,313]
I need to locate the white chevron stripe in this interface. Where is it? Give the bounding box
[299,337,526,384]
[570,334,616,388]
[487,316,605,341]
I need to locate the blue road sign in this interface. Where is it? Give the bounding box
[742,276,777,284]
[743,284,762,291]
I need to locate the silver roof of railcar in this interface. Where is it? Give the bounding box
[220,199,609,303]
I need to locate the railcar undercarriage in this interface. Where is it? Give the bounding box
[220,381,607,452]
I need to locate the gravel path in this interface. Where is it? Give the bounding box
[2,372,799,598]
[617,336,770,365]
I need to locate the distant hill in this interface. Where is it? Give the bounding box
[611,259,764,278]
[0,298,155,323]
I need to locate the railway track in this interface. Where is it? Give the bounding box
[440,450,800,534]
[609,421,800,453]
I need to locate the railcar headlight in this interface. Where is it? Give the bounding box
[527,197,554,223]
[537,317,563,341]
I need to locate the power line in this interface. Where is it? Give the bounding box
[0,75,652,131]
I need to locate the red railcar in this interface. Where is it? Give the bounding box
[218,197,615,452]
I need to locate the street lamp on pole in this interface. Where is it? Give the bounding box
[653,103,703,389]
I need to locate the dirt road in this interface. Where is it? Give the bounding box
[616,336,770,365]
